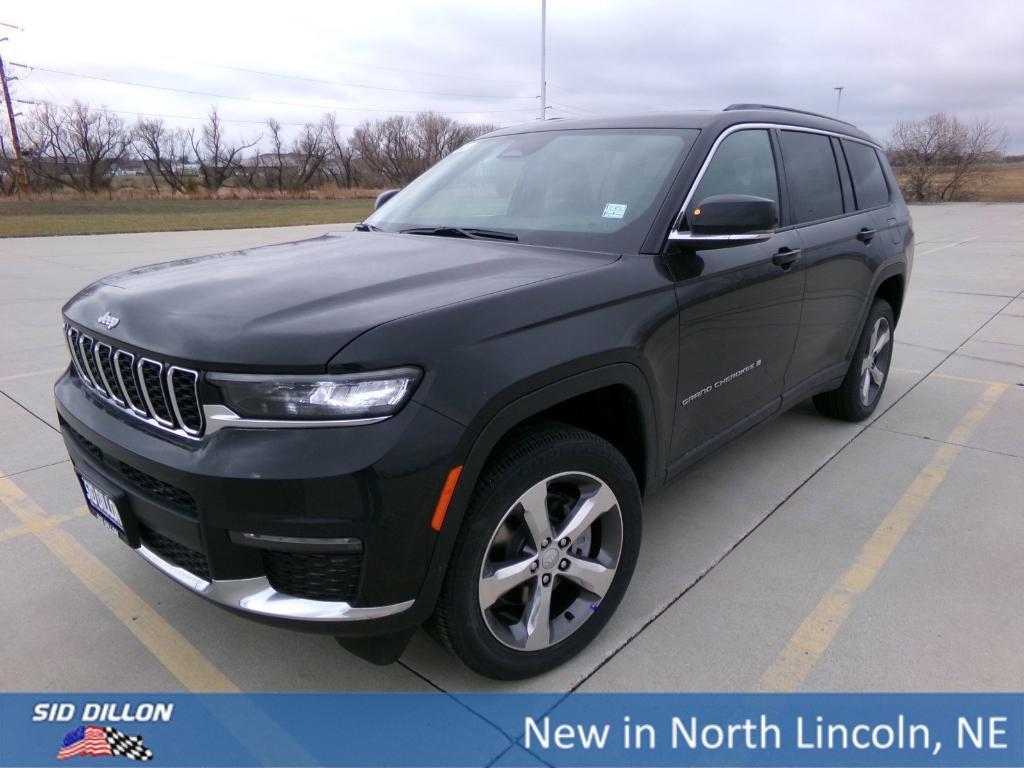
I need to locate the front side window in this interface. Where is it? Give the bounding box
[779,130,844,224]
[842,139,890,210]
[682,129,779,228]
[366,128,698,252]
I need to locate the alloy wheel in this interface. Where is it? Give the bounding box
[477,471,623,652]
[860,316,892,406]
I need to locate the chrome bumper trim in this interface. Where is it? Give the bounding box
[136,545,415,622]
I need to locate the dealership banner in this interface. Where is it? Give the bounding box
[0,693,1021,767]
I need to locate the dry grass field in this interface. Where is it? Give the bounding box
[976,162,1024,202]
[0,197,376,237]
[1,164,1021,238]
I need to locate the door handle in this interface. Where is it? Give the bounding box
[772,247,802,269]
[857,227,877,243]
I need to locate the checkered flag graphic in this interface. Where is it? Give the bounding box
[104,727,154,761]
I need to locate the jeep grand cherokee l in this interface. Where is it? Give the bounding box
[55,105,913,679]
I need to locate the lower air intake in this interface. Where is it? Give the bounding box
[262,550,363,602]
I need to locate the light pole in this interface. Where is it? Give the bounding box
[833,86,844,118]
[540,0,547,120]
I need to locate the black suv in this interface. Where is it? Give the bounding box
[56,105,912,679]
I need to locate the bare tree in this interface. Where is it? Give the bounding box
[264,117,286,191]
[888,113,1004,201]
[353,115,421,185]
[188,107,259,192]
[289,121,329,189]
[0,125,17,195]
[323,113,361,189]
[414,111,495,165]
[353,111,494,185]
[21,101,129,192]
[133,118,192,193]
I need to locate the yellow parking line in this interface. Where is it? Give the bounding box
[0,506,89,544]
[893,366,1005,387]
[916,236,981,256]
[758,381,1007,691]
[0,476,239,692]
[0,367,64,383]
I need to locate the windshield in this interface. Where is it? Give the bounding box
[365,128,699,252]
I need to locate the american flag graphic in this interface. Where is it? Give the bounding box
[57,725,154,761]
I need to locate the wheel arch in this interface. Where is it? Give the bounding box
[845,261,907,362]
[413,362,661,617]
[875,272,906,325]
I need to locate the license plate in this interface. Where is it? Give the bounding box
[78,474,124,533]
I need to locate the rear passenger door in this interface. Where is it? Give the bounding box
[779,130,881,391]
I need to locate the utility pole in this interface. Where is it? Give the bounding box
[0,45,29,196]
[833,86,844,118]
[539,0,546,121]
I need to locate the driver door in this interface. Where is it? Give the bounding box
[667,128,805,467]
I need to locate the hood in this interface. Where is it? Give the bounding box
[63,231,615,369]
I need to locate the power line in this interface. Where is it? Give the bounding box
[548,99,602,116]
[11,64,540,116]
[15,98,354,128]
[193,61,535,100]
[312,54,531,86]
[547,82,588,97]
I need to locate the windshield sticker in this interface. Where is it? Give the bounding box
[602,203,627,219]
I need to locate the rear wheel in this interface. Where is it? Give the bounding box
[432,422,641,679]
[813,298,895,421]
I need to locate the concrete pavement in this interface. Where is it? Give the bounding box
[0,205,1021,696]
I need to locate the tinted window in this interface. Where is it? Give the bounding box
[779,131,843,224]
[366,128,697,253]
[842,140,890,210]
[832,137,855,211]
[685,129,778,227]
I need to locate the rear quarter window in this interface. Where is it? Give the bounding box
[842,139,890,210]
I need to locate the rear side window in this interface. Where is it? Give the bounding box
[842,140,890,210]
[685,129,778,227]
[779,131,843,224]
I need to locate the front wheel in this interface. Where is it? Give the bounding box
[813,298,895,421]
[432,422,641,680]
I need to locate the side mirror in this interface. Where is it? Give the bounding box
[669,194,778,247]
[374,189,401,211]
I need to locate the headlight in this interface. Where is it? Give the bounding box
[207,368,421,420]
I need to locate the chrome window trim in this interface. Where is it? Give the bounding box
[669,122,883,240]
[136,544,414,622]
[668,231,773,243]
[137,357,176,428]
[166,366,203,437]
[93,342,126,407]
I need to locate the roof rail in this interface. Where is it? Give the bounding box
[723,103,856,128]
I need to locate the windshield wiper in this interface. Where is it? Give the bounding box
[400,226,518,242]
[353,222,382,232]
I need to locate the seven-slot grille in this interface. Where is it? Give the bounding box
[65,325,204,438]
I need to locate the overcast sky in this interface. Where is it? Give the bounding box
[5,0,1023,151]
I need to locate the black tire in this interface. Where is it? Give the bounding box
[813,298,895,421]
[432,421,641,680]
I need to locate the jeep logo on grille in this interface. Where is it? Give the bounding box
[97,312,120,330]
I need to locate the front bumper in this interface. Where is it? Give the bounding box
[137,543,413,622]
[55,370,465,635]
